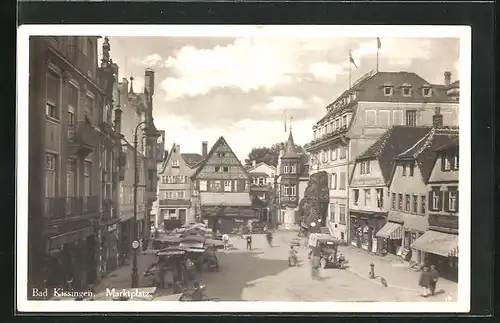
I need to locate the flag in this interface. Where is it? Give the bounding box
[349,50,358,68]
[377,37,382,50]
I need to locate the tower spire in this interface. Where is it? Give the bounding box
[129,76,134,94]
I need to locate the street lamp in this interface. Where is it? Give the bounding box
[310,155,322,229]
[132,120,148,288]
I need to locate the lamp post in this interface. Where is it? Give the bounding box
[132,120,147,288]
[310,155,322,230]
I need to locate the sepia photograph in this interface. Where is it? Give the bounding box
[16,25,471,312]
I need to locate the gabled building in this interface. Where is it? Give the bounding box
[411,137,459,281]
[305,69,460,243]
[157,142,205,227]
[246,161,277,223]
[350,125,431,254]
[386,110,459,265]
[191,136,257,233]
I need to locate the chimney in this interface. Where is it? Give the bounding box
[202,141,208,157]
[433,107,443,128]
[145,68,155,96]
[252,160,257,167]
[444,71,452,87]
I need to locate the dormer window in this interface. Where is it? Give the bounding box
[402,87,412,97]
[422,87,432,97]
[384,87,393,96]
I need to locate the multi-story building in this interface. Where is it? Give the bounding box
[247,161,276,223]
[305,69,460,243]
[28,36,121,297]
[150,130,166,229]
[276,130,310,227]
[411,134,459,281]
[386,111,459,266]
[114,68,159,258]
[350,126,431,254]
[191,136,257,233]
[157,142,205,227]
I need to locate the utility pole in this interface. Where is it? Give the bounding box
[132,120,147,288]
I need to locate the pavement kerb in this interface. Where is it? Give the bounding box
[343,267,422,293]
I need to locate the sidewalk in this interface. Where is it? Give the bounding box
[93,252,158,293]
[338,245,458,299]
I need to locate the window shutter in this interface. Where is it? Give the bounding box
[455,190,459,212]
[428,191,434,211]
[437,191,444,210]
[443,191,450,212]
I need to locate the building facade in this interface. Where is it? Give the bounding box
[150,130,166,229]
[157,142,204,227]
[247,161,276,223]
[350,126,431,254]
[305,70,460,243]
[386,112,459,265]
[411,137,459,281]
[28,36,123,297]
[191,137,258,233]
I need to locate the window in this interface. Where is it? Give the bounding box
[339,172,346,190]
[402,165,407,176]
[258,177,264,185]
[366,110,376,126]
[223,166,229,172]
[224,180,232,192]
[454,154,459,170]
[405,110,417,127]
[46,71,60,119]
[404,194,410,211]
[177,191,185,199]
[340,146,346,159]
[283,165,289,173]
[313,130,317,139]
[176,175,184,184]
[402,87,412,97]
[199,180,207,192]
[86,95,94,116]
[330,203,336,222]
[377,110,390,127]
[364,189,371,206]
[342,115,347,127]
[323,151,328,162]
[331,173,337,190]
[448,189,458,212]
[68,84,79,123]
[431,189,441,211]
[290,165,296,173]
[398,193,403,210]
[283,184,296,196]
[330,148,337,161]
[360,161,370,175]
[423,88,432,97]
[171,160,179,167]
[412,194,418,213]
[217,152,226,157]
[353,189,359,206]
[376,188,383,208]
[67,159,77,197]
[409,163,414,176]
[339,204,346,224]
[393,110,403,126]
[45,153,57,197]
[84,161,91,196]
[420,195,426,214]
[160,176,166,184]
[335,119,340,130]
[384,87,393,96]
[211,180,222,192]
[391,192,396,209]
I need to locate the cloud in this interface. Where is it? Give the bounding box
[265,96,304,111]
[309,61,344,82]
[141,53,163,67]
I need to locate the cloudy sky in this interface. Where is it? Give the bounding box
[101,33,459,161]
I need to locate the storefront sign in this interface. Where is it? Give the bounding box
[429,213,458,230]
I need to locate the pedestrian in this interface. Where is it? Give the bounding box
[418,266,432,297]
[246,235,252,250]
[310,246,321,279]
[222,233,229,250]
[429,264,440,296]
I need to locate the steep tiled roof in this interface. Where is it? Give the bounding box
[181,153,204,167]
[434,137,459,152]
[395,127,459,183]
[282,130,300,159]
[357,126,432,183]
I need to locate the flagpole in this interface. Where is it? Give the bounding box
[349,54,352,90]
[376,48,379,73]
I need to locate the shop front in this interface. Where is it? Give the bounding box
[403,215,429,265]
[349,211,387,254]
[411,230,458,282]
[375,221,404,256]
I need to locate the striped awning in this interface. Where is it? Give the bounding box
[411,230,458,257]
[376,222,403,240]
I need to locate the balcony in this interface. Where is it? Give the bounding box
[45,196,99,221]
[68,122,97,158]
[429,213,458,232]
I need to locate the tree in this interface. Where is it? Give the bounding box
[298,171,329,228]
[245,142,306,167]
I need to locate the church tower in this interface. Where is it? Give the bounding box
[278,128,301,226]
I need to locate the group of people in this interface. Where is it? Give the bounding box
[220,229,273,251]
[418,264,440,297]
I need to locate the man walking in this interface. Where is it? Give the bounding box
[429,265,440,296]
[246,235,252,250]
[418,266,432,297]
[222,233,229,250]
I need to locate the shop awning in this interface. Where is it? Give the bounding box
[200,192,251,207]
[376,222,403,240]
[411,230,458,257]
